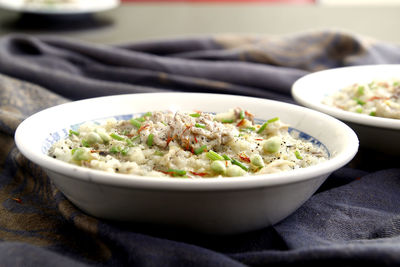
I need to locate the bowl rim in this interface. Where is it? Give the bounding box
[15,92,359,192]
[292,64,400,130]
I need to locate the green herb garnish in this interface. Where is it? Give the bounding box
[126,138,134,147]
[357,86,365,95]
[143,112,152,117]
[120,147,129,156]
[222,154,248,171]
[166,169,187,177]
[135,117,146,122]
[239,110,245,120]
[257,117,279,134]
[154,151,164,156]
[195,123,206,129]
[81,140,90,148]
[130,119,142,128]
[231,158,249,171]
[206,150,224,161]
[295,150,303,160]
[110,133,125,141]
[109,146,120,154]
[240,127,255,133]
[147,134,154,146]
[69,129,79,137]
[194,145,207,155]
[354,98,366,106]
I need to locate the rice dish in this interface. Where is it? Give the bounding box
[323,79,400,119]
[48,108,328,178]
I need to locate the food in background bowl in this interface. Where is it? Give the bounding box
[292,65,400,155]
[48,108,328,178]
[322,79,400,119]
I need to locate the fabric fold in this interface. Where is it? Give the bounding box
[1,29,400,266]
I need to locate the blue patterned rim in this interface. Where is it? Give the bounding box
[42,113,330,158]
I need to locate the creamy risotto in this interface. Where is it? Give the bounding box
[323,79,400,119]
[48,108,328,178]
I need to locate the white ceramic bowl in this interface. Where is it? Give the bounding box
[292,64,400,155]
[15,93,358,234]
[0,0,120,15]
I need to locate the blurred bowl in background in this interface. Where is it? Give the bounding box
[292,64,400,155]
[0,0,120,15]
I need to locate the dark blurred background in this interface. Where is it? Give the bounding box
[0,0,399,45]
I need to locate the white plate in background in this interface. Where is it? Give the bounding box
[0,0,120,15]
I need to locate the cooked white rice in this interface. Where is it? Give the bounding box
[323,79,400,119]
[48,108,328,178]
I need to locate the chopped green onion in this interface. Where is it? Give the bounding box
[131,135,140,142]
[142,112,152,117]
[189,113,200,118]
[195,123,206,129]
[257,117,279,134]
[126,138,134,147]
[232,159,249,171]
[108,146,129,155]
[69,129,79,136]
[257,122,268,134]
[71,148,78,155]
[210,161,226,174]
[356,107,363,113]
[250,155,264,168]
[135,117,146,122]
[222,154,231,161]
[87,132,102,144]
[294,150,303,160]
[368,82,377,90]
[263,136,281,153]
[221,119,234,123]
[239,110,245,120]
[167,169,187,177]
[72,148,91,161]
[110,133,125,141]
[267,117,279,123]
[96,129,111,143]
[147,134,154,146]
[369,111,376,116]
[154,151,164,156]
[120,147,129,156]
[394,81,400,87]
[354,98,366,106]
[194,145,207,155]
[357,86,365,95]
[226,165,246,177]
[240,127,255,133]
[206,150,224,161]
[130,119,142,128]
[109,146,119,154]
[81,140,90,148]
[222,154,248,171]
